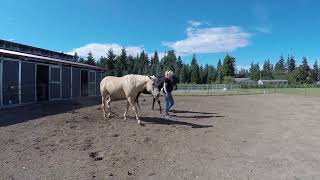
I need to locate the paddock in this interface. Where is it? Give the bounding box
[1,94,319,179]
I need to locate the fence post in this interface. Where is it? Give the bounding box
[305,85,306,96]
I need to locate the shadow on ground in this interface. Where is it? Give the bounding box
[142,117,214,129]
[0,97,101,127]
[170,109,217,115]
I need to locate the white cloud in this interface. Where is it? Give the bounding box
[67,43,144,59]
[162,24,251,55]
[188,20,202,27]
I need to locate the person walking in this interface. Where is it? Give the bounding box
[163,70,175,117]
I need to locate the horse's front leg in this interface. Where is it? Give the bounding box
[158,100,162,113]
[152,98,155,110]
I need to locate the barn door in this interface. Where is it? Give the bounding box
[88,71,96,96]
[2,60,19,105]
[0,60,2,106]
[49,65,61,100]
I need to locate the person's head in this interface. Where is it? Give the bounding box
[165,70,174,79]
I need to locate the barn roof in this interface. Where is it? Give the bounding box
[0,49,104,71]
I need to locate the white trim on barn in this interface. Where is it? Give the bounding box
[70,66,73,98]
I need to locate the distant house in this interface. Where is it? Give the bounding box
[234,78,257,85]
[258,80,288,86]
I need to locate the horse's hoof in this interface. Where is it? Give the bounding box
[137,120,141,124]
[124,117,127,121]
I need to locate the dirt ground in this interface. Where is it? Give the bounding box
[1,94,320,180]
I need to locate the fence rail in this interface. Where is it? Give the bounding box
[173,84,320,96]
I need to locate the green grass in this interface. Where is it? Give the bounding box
[276,88,320,96]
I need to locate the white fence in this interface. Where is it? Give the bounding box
[174,84,240,95]
[173,84,275,96]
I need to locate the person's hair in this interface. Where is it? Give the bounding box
[165,70,174,78]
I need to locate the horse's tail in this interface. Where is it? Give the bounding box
[100,77,110,97]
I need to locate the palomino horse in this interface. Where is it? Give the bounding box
[100,74,160,124]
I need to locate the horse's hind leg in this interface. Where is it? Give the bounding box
[123,100,130,121]
[106,97,111,118]
[101,96,107,119]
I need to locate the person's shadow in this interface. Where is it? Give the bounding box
[141,117,213,128]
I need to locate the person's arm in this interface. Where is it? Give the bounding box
[163,82,167,94]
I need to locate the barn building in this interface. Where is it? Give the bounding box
[0,39,104,108]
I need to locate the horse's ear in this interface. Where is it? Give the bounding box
[148,75,156,79]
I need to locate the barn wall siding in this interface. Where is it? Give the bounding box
[2,60,19,105]
[88,71,96,96]
[0,60,2,106]
[72,68,80,98]
[49,66,61,100]
[62,66,71,99]
[21,62,36,103]
[50,83,61,99]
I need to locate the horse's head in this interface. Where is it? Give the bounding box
[146,75,160,99]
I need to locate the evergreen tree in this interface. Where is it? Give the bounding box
[97,56,106,68]
[85,52,96,65]
[106,48,116,76]
[190,54,200,84]
[179,64,188,83]
[250,62,260,80]
[127,55,134,74]
[287,55,296,73]
[74,52,79,62]
[217,59,222,83]
[310,60,319,83]
[274,55,286,79]
[79,57,85,63]
[221,54,236,77]
[207,65,216,83]
[300,56,310,83]
[114,48,128,76]
[237,69,249,78]
[150,51,159,75]
[261,59,273,80]
[163,50,176,72]
[175,56,183,83]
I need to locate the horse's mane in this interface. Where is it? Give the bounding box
[125,74,150,87]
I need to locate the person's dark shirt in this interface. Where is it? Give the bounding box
[164,78,173,92]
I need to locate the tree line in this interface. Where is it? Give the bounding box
[73,49,320,84]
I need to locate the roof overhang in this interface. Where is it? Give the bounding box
[0,49,105,71]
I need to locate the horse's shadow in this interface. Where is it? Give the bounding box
[141,117,213,129]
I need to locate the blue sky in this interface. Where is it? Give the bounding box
[1,0,320,69]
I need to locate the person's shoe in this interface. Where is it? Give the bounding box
[164,113,170,118]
